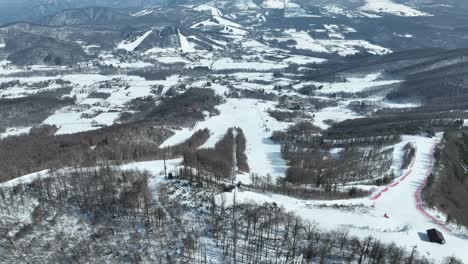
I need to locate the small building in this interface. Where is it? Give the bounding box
[427,228,446,244]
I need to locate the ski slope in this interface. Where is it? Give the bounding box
[117,29,153,51]
[177,29,197,53]
[191,15,248,37]
[160,98,290,179]
[218,135,468,262]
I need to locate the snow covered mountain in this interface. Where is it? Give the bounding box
[0,1,468,263]
[0,0,170,24]
[0,0,464,24]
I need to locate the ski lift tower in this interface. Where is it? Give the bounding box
[231,128,238,185]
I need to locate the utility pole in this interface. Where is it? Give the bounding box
[232,128,238,186]
[231,128,239,263]
[164,148,167,178]
[233,189,237,264]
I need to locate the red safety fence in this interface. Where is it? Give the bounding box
[414,147,452,233]
[371,143,452,233]
[371,157,415,201]
[415,178,450,232]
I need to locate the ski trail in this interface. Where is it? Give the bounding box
[372,135,451,232]
[217,135,468,261]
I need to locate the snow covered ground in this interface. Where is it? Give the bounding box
[305,73,401,95]
[262,0,300,9]
[178,29,198,53]
[0,158,184,189]
[43,111,121,135]
[276,29,391,56]
[359,0,431,17]
[285,30,329,53]
[2,126,466,262]
[117,29,153,51]
[217,135,468,262]
[1,2,466,261]
[0,127,32,139]
[97,53,153,68]
[194,5,223,16]
[191,15,248,37]
[0,71,184,135]
[311,95,420,130]
[312,104,364,129]
[284,55,326,65]
[210,58,287,70]
[160,99,291,179]
[0,170,50,188]
[0,61,64,76]
[132,9,154,17]
[121,158,184,176]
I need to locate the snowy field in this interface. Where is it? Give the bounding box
[121,158,184,177]
[0,71,185,135]
[312,104,364,129]
[191,15,248,37]
[275,29,391,56]
[262,0,300,9]
[211,58,288,70]
[0,127,32,139]
[359,0,431,17]
[311,95,420,129]
[322,0,431,18]
[301,73,401,95]
[194,5,223,16]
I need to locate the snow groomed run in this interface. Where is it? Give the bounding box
[219,135,468,262]
[371,137,450,232]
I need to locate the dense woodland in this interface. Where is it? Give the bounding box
[423,122,468,228]
[183,128,249,184]
[0,166,197,263]
[270,121,397,199]
[0,87,224,183]
[0,165,463,264]
[0,122,211,182]
[210,202,455,264]
[386,62,468,101]
[0,96,74,132]
[132,87,223,126]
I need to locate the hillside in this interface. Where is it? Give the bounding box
[0,0,468,263]
[424,123,468,228]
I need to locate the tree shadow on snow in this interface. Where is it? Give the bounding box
[262,138,288,175]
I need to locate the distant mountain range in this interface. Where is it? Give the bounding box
[1,0,468,25]
[0,0,188,24]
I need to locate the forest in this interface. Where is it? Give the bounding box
[423,121,468,228]
[0,164,463,263]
